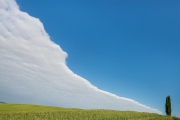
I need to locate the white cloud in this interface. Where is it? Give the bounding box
[0,0,161,114]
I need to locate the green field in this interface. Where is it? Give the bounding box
[0,103,176,120]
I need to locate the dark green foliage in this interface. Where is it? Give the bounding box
[165,96,172,116]
[0,102,6,104]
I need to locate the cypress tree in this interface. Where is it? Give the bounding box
[165,96,172,116]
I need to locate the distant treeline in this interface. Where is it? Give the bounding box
[0,102,6,104]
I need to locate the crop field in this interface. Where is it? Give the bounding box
[0,104,175,120]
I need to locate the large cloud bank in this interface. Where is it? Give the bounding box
[0,0,161,114]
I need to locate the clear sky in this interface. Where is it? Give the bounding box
[16,0,180,117]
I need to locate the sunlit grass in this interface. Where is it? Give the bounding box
[0,104,173,120]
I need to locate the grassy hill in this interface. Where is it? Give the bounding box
[0,103,177,120]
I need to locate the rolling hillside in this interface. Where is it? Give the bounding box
[0,103,178,120]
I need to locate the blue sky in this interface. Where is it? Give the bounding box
[16,0,180,116]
